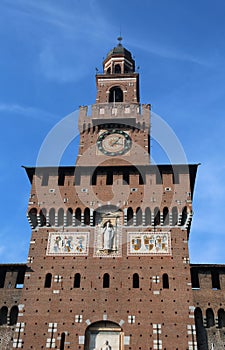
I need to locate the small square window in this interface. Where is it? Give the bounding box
[75,315,83,323]
[128,315,135,324]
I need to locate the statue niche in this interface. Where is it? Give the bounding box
[93,208,122,257]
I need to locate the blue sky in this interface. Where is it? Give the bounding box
[1,0,225,263]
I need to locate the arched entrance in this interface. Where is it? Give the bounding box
[84,320,123,350]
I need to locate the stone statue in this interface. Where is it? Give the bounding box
[102,340,111,350]
[102,220,115,250]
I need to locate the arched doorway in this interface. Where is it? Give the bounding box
[84,320,123,350]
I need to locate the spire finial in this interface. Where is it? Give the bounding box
[117,36,123,46]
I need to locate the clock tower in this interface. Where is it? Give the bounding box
[18,40,198,350]
[77,37,150,167]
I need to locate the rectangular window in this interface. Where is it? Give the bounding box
[139,173,145,185]
[191,269,200,289]
[91,172,96,186]
[74,171,81,186]
[0,270,6,288]
[58,173,65,186]
[13,339,23,348]
[211,270,220,290]
[187,325,197,350]
[54,275,62,283]
[41,173,49,186]
[106,172,113,185]
[13,322,25,348]
[173,171,180,184]
[152,276,160,283]
[75,315,83,323]
[153,324,162,350]
[128,315,135,324]
[155,171,162,184]
[47,323,57,348]
[123,172,129,185]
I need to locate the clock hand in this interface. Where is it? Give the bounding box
[111,137,121,146]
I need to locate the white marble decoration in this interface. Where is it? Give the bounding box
[46,232,89,256]
[128,232,171,256]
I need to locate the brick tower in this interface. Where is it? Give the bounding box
[17,39,198,349]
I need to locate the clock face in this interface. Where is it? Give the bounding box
[97,130,131,156]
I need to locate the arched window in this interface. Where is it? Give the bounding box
[84,208,90,226]
[107,67,111,74]
[181,206,187,225]
[163,207,169,226]
[195,307,208,349]
[44,273,52,288]
[60,332,66,350]
[103,273,110,288]
[109,86,123,102]
[66,208,73,226]
[58,208,64,226]
[171,207,178,226]
[154,207,160,226]
[124,64,130,73]
[49,208,55,226]
[114,64,121,73]
[218,309,225,328]
[74,273,81,288]
[127,207,133,226]
[136,207,142,226]
[133,273,139,288]
[28,208,38,228]
[145,208,151,226]
[9,305,18,325]
[162,273,169,289]
[40,208,46,226]
[206,308,215,327]
[0,306,8,325]
[75,208,81,226]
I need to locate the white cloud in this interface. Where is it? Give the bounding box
[130,39,209,66]
[39,42,90,83]
[1,0,115,83]
[0,102,57,122]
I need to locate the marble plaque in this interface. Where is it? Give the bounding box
[46,232,89,256]
[128,232,171,256]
